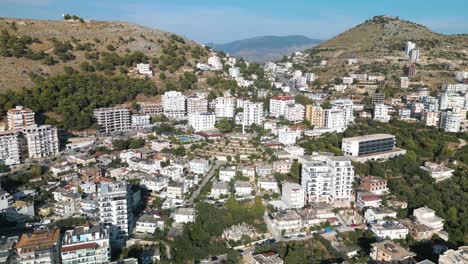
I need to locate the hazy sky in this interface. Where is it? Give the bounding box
[1,0,468,43]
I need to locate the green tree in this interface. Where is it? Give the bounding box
[215,118,234,133]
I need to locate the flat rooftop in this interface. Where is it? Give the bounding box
[343,133,395,142]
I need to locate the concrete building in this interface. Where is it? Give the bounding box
[301,155,354,203]
[281,182,305,209]
[372,93,385,105]
[189,158,210,175]
[243,101,264,126]
[93,107,131,134]
[98,182,133,242]
[356,192,382,210]
[370,241,415,263]
[305,105,326,127]
[420,161,454,182]
[187,97,208,114]
[439,111,461,132]
[7,106,35,131]
[413,207,444,231]
[399,108,412,120]
[214,97,236,118]
[400,77,410,88]
[228,67,240,78]
[324,108,346,132]
[269,96,295,118]
[278,130,300,146]
[188,112,216,132]
[138,102,163,117]
[162,91,186,118]
[438,246,468,264]
[405,41,416,55]
[420,110,440,127]
[61,224,110,264]
[24,125,59,158]
[270,210,302,233]
[131,114,150,129]
[284,103,305,122]
[0,130,21,165]
[234,181,253,197]
[370,221,409,240]
[16,229,61,264]
[360,176,388,195]
[136,63,152,76]
[173,207,196,223]
[342,134,406,162]
[135,213,165,234]
[373,104,391,123]
[331,99,354,126]
[410,49,420,62]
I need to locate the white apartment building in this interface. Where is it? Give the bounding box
[281,182,305,209]
[243,101,264,126]
[438,93,465,110]
[234,181,253,197]
[131,114,150,129]
[400,77,410,88]
[305,72,316,83]
[187,97,208,114]
[301,155,354,203]
[342,134,406,162]
[136,63,153,76]
[93,107,131,134]
[278,130,300,146]
[455,71,468,82]
[420,110,440,126]
[413,207,444,231]
[98,182,133,242]
[410,49,420,62]
[61,224,110,264]
[189,158,210,175]
[405,41,416,55]
[399,108,412,119]
[215,97,236,118]
[162,91,186,118]
[7,106,35,131]
[269,96,295,118]
[135,213,165,234]
[324,109,346,132]
[0,130,21,165]
[188,112,216,132]
[270,210,302,233]
[284,103,305,122]
[373,104,391,123]
[342,77,354,85]
[370,221,409,240]
[208,56,223,71]
[331,99,354,126]
[219,166,237,182]
[228,67,240,78]
[24,125,59,159]
[439,111,461,132]
[173,207,196,223]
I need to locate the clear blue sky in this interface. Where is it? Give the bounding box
[1,0,467,43]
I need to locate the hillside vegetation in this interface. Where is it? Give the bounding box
[0,17,209,91]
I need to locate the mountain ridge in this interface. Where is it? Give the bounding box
[208,35,322,62]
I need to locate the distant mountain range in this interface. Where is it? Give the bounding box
[208,35,322,63]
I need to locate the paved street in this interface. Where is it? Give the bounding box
[187,160,224,205]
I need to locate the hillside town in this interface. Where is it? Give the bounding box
[0,14,467,264]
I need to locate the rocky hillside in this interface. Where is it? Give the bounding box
[0,17,209,91]
[209,35,321,63]
[299,16,468,88]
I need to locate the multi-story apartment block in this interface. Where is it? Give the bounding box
[405,41,416,55]
[409,49,420,62]
[373,104,391,123]
[0,130,21,165]
[131,114,150,129]
[439,111,461,132]
[301,155,354,203]
[162,91,186,118]
[188,112,216,132]
[400,76,410,88]
[342,134,406,162]
[138,102,163,117]
[187,97,208,114]
[370,241,415,263]
[61,224,110,264]
[371,93,385,105]
[269,96,295,118]
[16,229,61,264]
[281,182,305,209]
[421,110,440,128]
[24,125,59,159]
[305,105,326,127]
[243,101,264,126]
[413,207,444,231]
[214,97,237,118]
[331,99,354,125]
[7,106,35,131]
[438,93,465,110]
[93,107,131,134]
[324,108,346,132]
[284,103,305,122]
[98,182,133,242]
